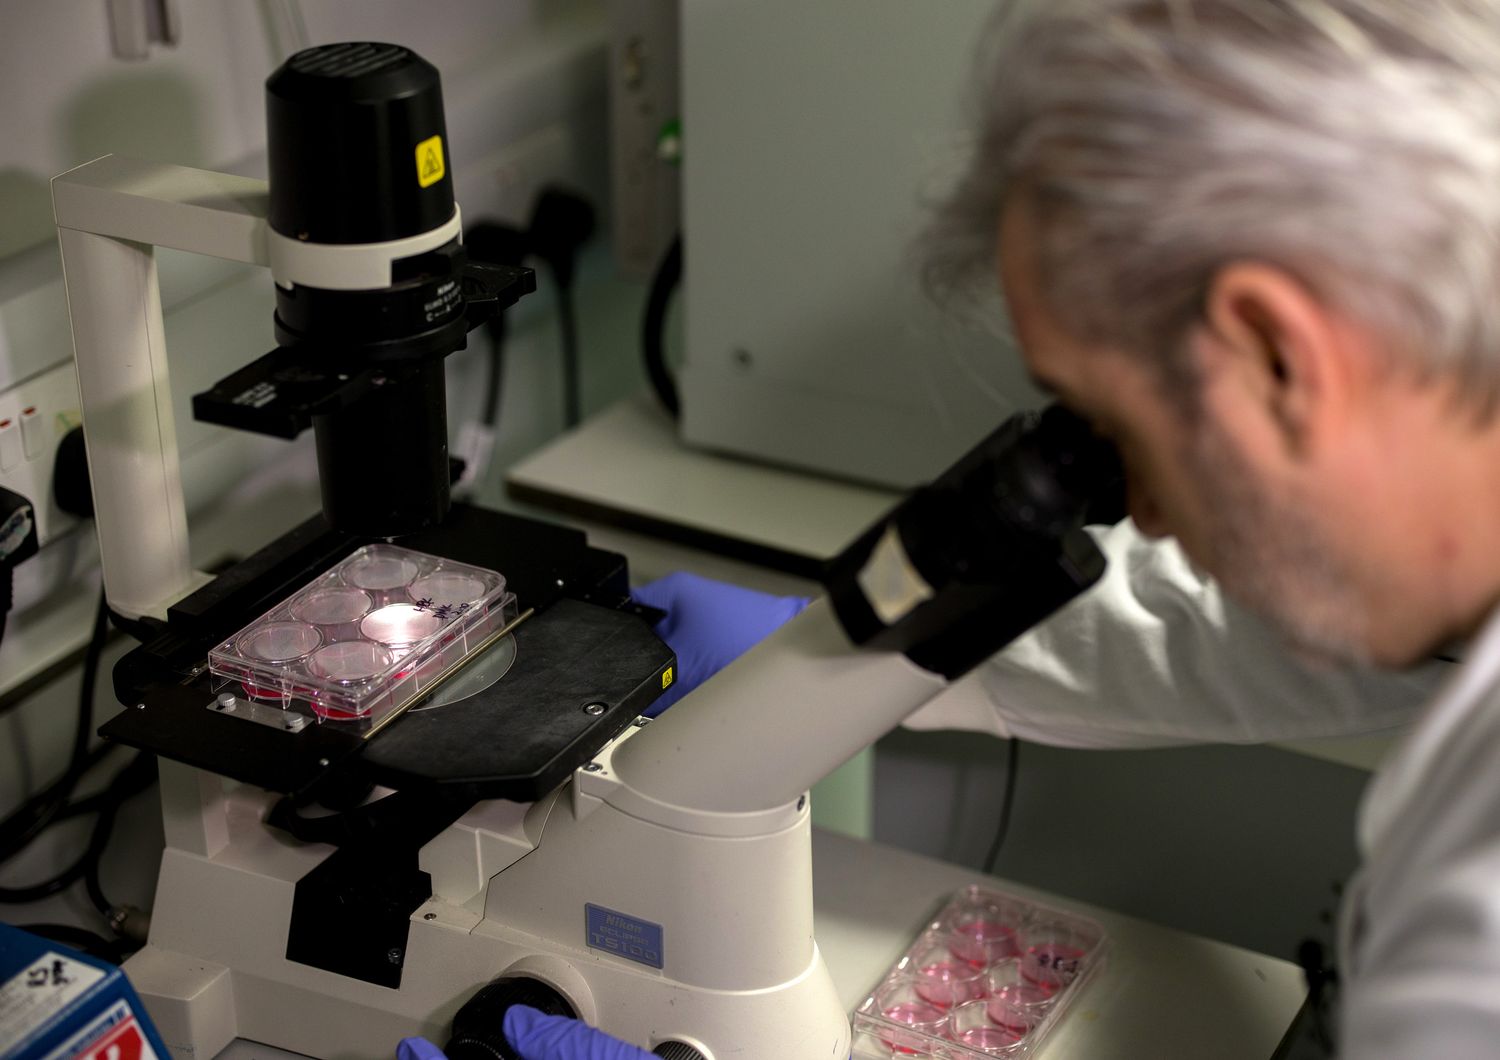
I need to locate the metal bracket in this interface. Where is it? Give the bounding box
[204,691,312,733]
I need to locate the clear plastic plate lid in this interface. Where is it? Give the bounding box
[207,544,517,724]
[851,884,1108,1059]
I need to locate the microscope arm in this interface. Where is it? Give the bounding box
[613,406,1123,817]
[611,597,947,814]
[52,157,270,620]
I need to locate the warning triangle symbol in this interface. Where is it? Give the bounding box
[422,148,441,180]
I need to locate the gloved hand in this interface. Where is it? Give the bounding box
[396,1040,446,1060]
[633,571,811,715]
[394,1005,654,1060]
[504,1005,656,1059]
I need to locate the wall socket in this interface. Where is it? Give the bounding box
[468,121,583,231]
[608,0,681,280]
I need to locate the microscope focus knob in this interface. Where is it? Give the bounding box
[445,976,574,1060]
[445,975,710,1059]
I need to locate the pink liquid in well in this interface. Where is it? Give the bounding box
[985,986,1049,1035]
[408,571,487,608]
[881,1001,945,1025]
[240,622,321,663]
[293,587,373,626]
[953,1023,1024,1054]
[949,920,1021,965]
[344,554,419,591]
[878,1002,945,1055]
[913,959,981,1008]
[309,640,393,682]
[361,604,444,646]
[1020,944,1087,995]
[239,680,291,703]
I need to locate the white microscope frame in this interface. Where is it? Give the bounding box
[52,155,952,1059]
[51,154,460,622]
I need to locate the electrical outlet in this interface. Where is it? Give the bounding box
[459,122,583,230]
[608,0,681,280]
[0,359,82,548]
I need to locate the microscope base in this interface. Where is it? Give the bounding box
[127,938,848,1060]
[128,747,850,1060]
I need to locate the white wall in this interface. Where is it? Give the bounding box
[0,0,592,256]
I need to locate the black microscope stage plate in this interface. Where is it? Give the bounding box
[360,597,672,792]
[101,504,673,801]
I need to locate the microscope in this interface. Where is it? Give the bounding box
[53,43,1121,1059]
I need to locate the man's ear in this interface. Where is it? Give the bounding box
[1196,262,1347,455]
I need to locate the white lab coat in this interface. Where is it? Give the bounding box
[904,520,1496,1057]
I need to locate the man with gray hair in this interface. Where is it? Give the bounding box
[409,1,1500,1056]
[921,0,1500,1054]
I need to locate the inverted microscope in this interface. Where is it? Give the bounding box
[52,43,1121,1059]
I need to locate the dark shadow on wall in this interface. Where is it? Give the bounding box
[62,69,209,170]
[0,169,55,259]
[0,69,207,261]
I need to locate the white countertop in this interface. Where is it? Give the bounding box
[813,830,1304,1059]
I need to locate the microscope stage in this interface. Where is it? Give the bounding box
[102,504,674,801]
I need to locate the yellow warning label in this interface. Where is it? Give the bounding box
[416,135,445,188]
[662,666,674,690]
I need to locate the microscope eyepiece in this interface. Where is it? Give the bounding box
[827,404,1124,678]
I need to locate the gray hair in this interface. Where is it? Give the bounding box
[927,0,1500,401]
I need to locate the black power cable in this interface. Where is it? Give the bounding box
[15,923,129,964]
[642,236,682,418]
[465,221,530,434]
[84,751,156,927]
[0,749,156,954]
[527,189,595,430]
[0,486,42,712]
[467,189,595,434]
[557,282,582,428]
[0,812,101,904]
[0,592,113,865]
[983,738,1022,874]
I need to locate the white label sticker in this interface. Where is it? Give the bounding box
[0,951,107,1055]
[46,997,162,1060]
[856,525,936,626]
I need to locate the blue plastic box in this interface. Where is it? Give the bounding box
[0,924,169,1060]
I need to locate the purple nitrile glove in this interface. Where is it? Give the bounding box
[504,1005,656,1060]
[633,571,811,716]
[396,1038,447,1060]
[395,1010,654,1060]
